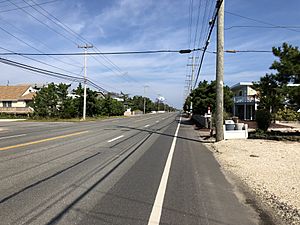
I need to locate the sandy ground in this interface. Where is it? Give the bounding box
[205,139,300,225]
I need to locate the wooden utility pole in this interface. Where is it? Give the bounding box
[216,0,224,141]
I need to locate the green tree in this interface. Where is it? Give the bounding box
[255,43,300,119]
[254,74,284,115]
[187,80,233,115]
[271,43,300,111]
[57,83,76,118]
[33,83,59,118]
[72,84,102,117]
[33,83,76,118]
[129,95,144,111]
[99,96,123,116]
[271,43,300,84]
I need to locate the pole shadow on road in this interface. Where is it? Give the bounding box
[116,121,203,144]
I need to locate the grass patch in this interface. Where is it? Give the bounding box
[22,115,126,122]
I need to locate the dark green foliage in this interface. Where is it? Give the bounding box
[32,83,175,119]
[254,74,284,115]
[255,109,272,131]
[285,85,300,110]
[99,96,124,116]
[249,130,300,141]
[271,43,300,84]
[130,95,145,111]
[185,80,233,115]
[33,83,60,118]
[255,43,300,119]
[183,96,191,112]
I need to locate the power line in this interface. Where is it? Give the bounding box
[202,49,273,54]
[26,0,169,98]
[17,0,135,93]
[26,0,134,83]
[187,0,194,48]
[0,48,201,56]
[225,25,300,30]
[192,0,203,50]
[225,11,300,33]
[0,0,57,13]
[0,57,108,93]
[0,46,83,77]
[7,0,78,46]
[197,0,211,49]
[0,57,83,82]
[193,0,224,89]
[225,49,272,53]
[0,19,82,69]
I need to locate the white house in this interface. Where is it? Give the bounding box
[231,82,259,120]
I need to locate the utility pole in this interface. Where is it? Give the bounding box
[143,85,149,114]
[187,56,199,115]
[78,44,93,120]
[216,0,224,141]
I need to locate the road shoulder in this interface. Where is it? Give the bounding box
[160,118,261,225]
[205,139,300,225]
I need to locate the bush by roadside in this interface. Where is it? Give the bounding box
[249,129,300,142]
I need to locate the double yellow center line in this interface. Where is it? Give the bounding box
[0,131,88,151]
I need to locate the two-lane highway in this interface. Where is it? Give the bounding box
[0,113,266,225]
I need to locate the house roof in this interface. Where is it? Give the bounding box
[0,85,35,101]
[230,82,254,90]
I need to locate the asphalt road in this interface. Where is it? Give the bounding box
[0,113,264,225]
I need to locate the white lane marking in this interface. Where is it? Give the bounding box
[107,135,124,143]
[147,117,181,225]
[0,134,26,140]
[144,124,150,128]
[155,121,159,123]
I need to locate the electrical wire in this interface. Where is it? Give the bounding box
[225,11,300,33]
[192,0,202,50]
[187,0,194,48]
[7,0,78,46]
[0,57,108,93]
[27,0,135,83]
[193,0,223,89]
[0,49,201,56]
[0,0,57,13]
[225,25,300,30]
[0,57,83,82]
[26,0,177,100]
[0,46,83,77]
[0,19,82,69]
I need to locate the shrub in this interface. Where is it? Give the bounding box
[256,109,272,131]
[275,108,299,121]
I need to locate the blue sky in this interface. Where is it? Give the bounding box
[0,0,299,108]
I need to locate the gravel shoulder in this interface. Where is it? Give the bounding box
[205,139,300,225]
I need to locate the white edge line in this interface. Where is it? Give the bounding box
[107,135,124,143]
[0,134,27,140]
[147,117,181,225]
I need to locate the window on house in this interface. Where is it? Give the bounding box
[3,101,12,107]
[239,90,243,96]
